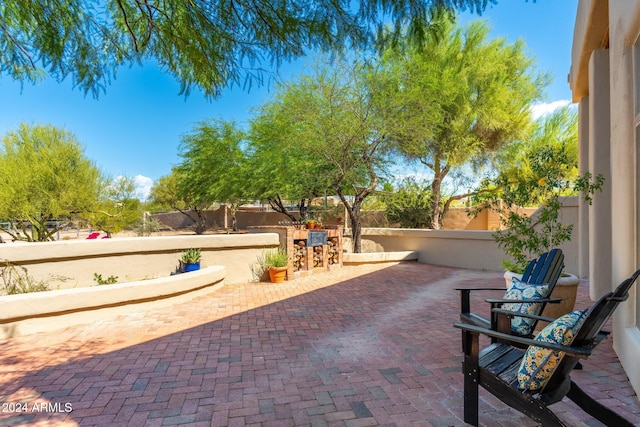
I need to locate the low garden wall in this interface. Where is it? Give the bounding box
[352,225,579,275]
[0,234,281,338]
[0,266,226,338]
[0,233,280,290]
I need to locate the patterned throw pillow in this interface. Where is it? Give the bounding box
[516,309,589,391]
[502,278,551,336]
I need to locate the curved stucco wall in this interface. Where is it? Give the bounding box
[0,266,226,338]
[0,233,280,289]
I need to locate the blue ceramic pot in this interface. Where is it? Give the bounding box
[183,261,200,272]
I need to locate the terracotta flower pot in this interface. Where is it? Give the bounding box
[268,266,287,283]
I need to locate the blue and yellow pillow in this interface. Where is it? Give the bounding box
[516,309,588,391]
[502,278,551,336]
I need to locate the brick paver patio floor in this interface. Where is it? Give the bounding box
[0,262,639,426]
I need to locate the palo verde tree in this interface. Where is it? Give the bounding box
[177,119,250,231]
[248,96,335,222]
[0,123,102,241]
[148,168,214,234]
[255,58,393,253]
[474,106,605,271]
[89,175,143,237]
[1,1,496,98]
[374,11,549,229]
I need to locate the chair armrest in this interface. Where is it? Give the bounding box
[453,322,592,358]
[458,287,506,314]
[485,297,562,305]
[492,308,556,323]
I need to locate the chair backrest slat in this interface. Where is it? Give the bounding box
[543,269,640,394]
[522,248,564,288]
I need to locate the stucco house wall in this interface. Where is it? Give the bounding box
[570,0,640,398]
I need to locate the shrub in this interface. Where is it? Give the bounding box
[132,217,162,236]
[0,262,63,295]
[251,248,288,281]
[93,273,119,285]
[382,177,434,228]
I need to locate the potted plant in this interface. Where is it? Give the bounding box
[471,131,604,319]
[476,169,603,318]
[262,248,289,283]
[180,248,201,272]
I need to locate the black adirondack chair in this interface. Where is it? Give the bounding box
[454,269,640,427]
[459,248,565,340]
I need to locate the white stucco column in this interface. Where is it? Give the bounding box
[588,48,612,300]
[577,97,590,279]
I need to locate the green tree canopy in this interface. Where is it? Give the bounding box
[248,84,336,222]
[251,58,393,252]
[491,106,579,206]
[374,12,549,228]
[382,177,434,228]
[148,168,213,234]
[472,106,597,271]
[1,0,495,97]
[90,176,143,237]
[177,118,250,231]
[0,123,102,241]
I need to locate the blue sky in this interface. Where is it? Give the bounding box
[0,0,578,199]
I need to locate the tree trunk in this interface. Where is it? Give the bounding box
[230,205,238,232]
[298,198,310,220]
[348,202,362,253]
[268,195,297,222]
[335,183,374,253]
[430,175,442,230]
[193,209,207,234]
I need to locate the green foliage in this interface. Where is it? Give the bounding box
[492,174,603,273]
[149,168,212,234]
[491,107,580,207]
[93,273,119,286]
[0,0,493,98]
[89,175,143,237]
[150,120,252,234]
[374,13,549,228]
[248,99,334,221]
[0,262,63,295]
[251,248,289,281]
[131,216,162,236]
[474,108,603,272]
[249,57,393,252]
[263,249,289,268]
[180,248,201,264]
[177,119,250,231]
[150,120,249,234]
[0,123,102,241]
[382,177,434,228]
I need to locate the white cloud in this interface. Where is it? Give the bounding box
[530,100,573,120]
[134,175,153,201]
